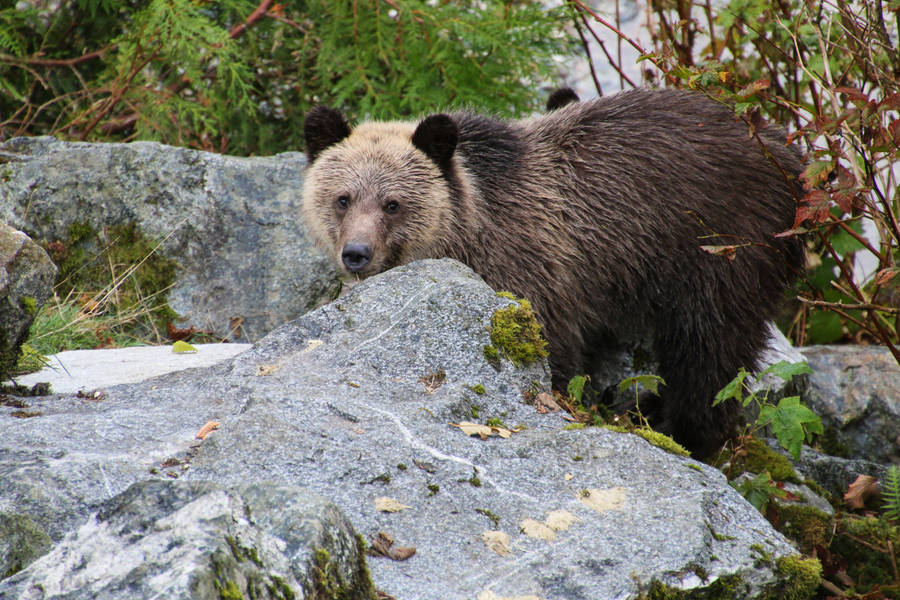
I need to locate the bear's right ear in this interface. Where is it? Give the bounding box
[412,114,458,174]
[304,106,351,163]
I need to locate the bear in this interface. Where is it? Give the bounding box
[301,88,805,457]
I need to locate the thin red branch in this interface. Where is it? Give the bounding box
[229,0,274,39]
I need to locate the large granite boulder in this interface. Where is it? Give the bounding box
[0,259,812,599]
[0,136,339,342]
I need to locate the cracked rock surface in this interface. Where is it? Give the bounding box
[0,259,799,599]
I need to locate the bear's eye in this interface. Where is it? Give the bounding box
[336,195,350,210]
[384,200,400,214]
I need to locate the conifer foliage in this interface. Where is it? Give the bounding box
[0,0,573,156]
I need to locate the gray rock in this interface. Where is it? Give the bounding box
[0,136,340,342]
[791,444,888,500]
[801,344,900,463]
[1,480,373,599]
[0,259,803,598]
[0,222,56,379]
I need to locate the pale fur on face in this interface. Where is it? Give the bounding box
[302,121,456,275]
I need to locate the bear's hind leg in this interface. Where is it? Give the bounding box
[652,304,770,458]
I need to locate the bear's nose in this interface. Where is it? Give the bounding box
[342,243,373,272]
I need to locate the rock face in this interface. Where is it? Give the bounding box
[0,223,56,379]
[0,136,339,342]
[0,259,805,599]
[2,480,372,600]
[802,345,900,464]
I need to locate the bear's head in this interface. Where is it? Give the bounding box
[302,107,461,277]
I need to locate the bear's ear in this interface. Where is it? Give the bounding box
[546,87,580,111]
[412,114,458,173]
[304,106,351,163]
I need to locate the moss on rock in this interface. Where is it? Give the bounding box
[487,292,548,368]
[0,512,53,579]
[604,425,690,457]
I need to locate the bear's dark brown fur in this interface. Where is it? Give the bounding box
[302,89,805,457]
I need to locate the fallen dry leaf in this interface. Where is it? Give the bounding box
[256,364,278,376]
[534,392,561,413]
[545,510,579,532]
[520,518,556,541]
[195,420,220,440]
[172,340,198,354]
[374,497,412,513]
[482,530,512,556]
[419,368,447,394]
[844,474,879,510]
[302,339,324,353]
[368,532,417,561]
[578,487,626,512]
[451,421,515,440]
[564,473,574,481]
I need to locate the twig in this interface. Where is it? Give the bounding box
[0,45,114,68]
[798,297,900,315]
[229,0,274,39]
[570,10,603,96]
[572,4,637,89]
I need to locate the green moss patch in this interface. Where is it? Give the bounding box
[714,436,800,483]
[771,504,832,554]
[604,425,690,457]
[0,512,53,579]
[486,293,548,368]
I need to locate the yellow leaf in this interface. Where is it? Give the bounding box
[520,518,556,541]
[450,421,514,440]
[578,487,626,512]
[374,497,411,513]
[481,530,512,556]
[545,510,579,532]
[172,340,198,354]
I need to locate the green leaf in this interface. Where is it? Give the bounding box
[732,471,786,512]
[617,374,666,396]
[713,368,750,406]
[172,340,198,354]
[766,396,824,459]
[807,310,844,344]
[567,375,587,404]
[758,361,813,383]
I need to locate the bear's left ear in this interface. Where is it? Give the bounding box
[412,114,458,173]
[304,106,351,163]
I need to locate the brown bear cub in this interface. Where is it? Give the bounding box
[302,89,804,457]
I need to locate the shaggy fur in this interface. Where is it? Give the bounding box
[302,89,805,457]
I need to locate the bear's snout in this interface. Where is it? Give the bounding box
[341,242,373,272]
